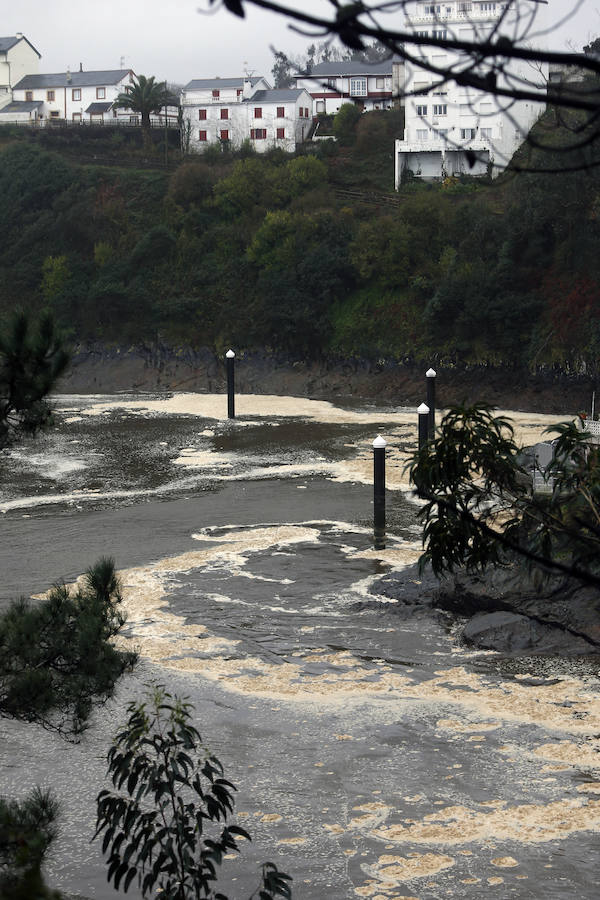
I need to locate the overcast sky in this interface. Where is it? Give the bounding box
[3,0,598,86]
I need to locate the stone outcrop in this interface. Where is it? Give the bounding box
[371,563,600,655]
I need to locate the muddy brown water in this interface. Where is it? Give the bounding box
[1,393,598,900]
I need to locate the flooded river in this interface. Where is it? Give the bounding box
[1,393,598,899]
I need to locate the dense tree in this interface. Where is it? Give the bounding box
[0,309,70,451]
[0,557,137,738]
[410,404,600,590]
[114,75,170,150]
[95,685,292,899]
[332,103,361,146]
[0,788,61,900]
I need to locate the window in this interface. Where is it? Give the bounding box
[276,127,285,139]
[72,112,82,122]
[129,115,139,124]
[416,128,429,140]
[46,90,55,101]
[416,104,428,116]
[198,130,207,141]
[220,129,229,141]
[424,4,441,13]
[437,128,448,140]
[50,110,60,118]
[237,88,242,97]
[72,88,81,101]
[305,107,309,117]
[25,91,33,101]
[199,108,207,120]
[250,128,266,139]
[277,106,285,117]
[254,107,262,118]
[433,104,447,115]
[350,77,367,97]
[461,127,476,139]
[415,29,428,37]
[212,89,220,98]
[376,77,385,89]
[220,108,229,119]
[96,87,105,99]
[480,127,492,139]
[432,29,447,38]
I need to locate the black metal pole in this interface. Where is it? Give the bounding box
[418,403,430,451]
[226,349,235,419]
[426,367,436,440]
[373,435,386,550]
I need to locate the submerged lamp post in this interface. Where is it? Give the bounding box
[226,349,235,419]
[426,367,436,439]
[418,403,430,451]
[373,435,386,550]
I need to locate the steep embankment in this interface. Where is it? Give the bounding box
[60,343,596,415]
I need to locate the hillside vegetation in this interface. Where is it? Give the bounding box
[0,105,598,375]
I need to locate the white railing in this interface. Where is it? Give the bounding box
[583,420,600,441]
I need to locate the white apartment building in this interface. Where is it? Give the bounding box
[395,0,548,184]
[0,34,40,110]
[10,67,133,123]
[181,75,313,153]
[294,58,401,114]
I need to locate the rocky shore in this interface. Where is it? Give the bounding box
[58,343,598,415]
[370,563,600,656]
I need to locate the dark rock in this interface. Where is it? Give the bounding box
[462,611,596,654]
[373,562,600,654]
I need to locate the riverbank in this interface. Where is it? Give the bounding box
[58,344,597,416]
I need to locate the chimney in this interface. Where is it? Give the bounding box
[66,67,72,83]
[79,62,83,72]
[242,73,254,100]
[15,32,23,40]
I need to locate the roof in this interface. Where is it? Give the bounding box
[0,100,43,113]
[249,89,308,102]
[183,76,265,91]
[0,35,41,57]
[299,58,400,78]
[14,69,131,90]
[85,101,113,114]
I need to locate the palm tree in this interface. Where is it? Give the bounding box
[113,74,170,151]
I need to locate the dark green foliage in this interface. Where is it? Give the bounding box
[0,309,70,450]
[332,103,362,145]
[0,558,137,738]
[95,685,292,899]
[0,110,599,367]
[168,161,215,208]
[410,404,600,589]
[0,787,62,900]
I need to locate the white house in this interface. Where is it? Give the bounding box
[394,0,548,184]
[294,58,401,115]
[0,33,40,110]
[10,67,133,123]
[181,75,313,153]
